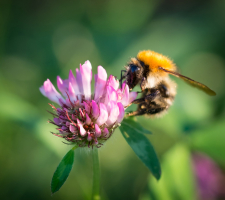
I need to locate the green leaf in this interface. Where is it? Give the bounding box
[119,120,161,180]
[122,117,152,134]
[51,146,76,194]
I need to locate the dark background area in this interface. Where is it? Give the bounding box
[0,0,225,199]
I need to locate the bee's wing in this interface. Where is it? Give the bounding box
[160,67,216,96]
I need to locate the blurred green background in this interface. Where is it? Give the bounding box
[1,0,225,199]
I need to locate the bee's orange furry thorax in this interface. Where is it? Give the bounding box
[137,50,176,75]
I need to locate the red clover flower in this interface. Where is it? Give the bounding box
[192,153,225,200]
[40,61,137,148]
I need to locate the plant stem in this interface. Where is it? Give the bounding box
[92,147,100,200]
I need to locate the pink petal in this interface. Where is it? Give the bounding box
[53,118,61,125]
[94,74,97,89]
[94,139,98,145]
[87,132,92,141]
[121,84,129,106]
[69,125,76,133]
[69,70,79,94]
[107,75,119,90]
[66,121,70,126]
[59,98,66,106]
[77,118,83,126]
[104,86,118,107]
[40,79,65,105]
[84,60,92,69]
[106,101,119,126]
[77,119,87,137]
[83,101,91,114]
[80,61,92,100]
[39,85,46,96]
[68,82,77,102]
[65,99,72,107]
[117,102,125,123]
[108,86,118,101]
[128,92,138,104]
[85,113,91,125]
[121,81,126,91]
[57,76,68,97]
[79,126,87,137]
[95,124,101,137]
[94,66,107,101]
[96,103,108,126]
[57,108,62,114]
[103,128,109,137]
[61,126,67,131]
[92,100,99,119]
[116,88,122,101]
[76,68,83,94]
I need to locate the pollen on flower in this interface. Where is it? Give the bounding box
[40,60,137,148]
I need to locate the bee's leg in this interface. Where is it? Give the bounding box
[147,107,167,115]
[140,77,147,91]
[127,105,167,117]
[131,97,145,105]
[125,97,145,108]
[132,90,159,104]
[120,70,127,87]
[126,109,146,117]
[126,90,160,108]
[144,90,160,102]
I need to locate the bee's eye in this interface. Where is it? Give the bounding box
[130,64,139,73]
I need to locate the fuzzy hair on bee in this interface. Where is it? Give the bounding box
[121,50,216,117]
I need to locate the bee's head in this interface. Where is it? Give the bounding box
[126,60,144,90]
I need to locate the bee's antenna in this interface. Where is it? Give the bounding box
[120,70,127,87]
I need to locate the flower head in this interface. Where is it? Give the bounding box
[192,153,225,200]
[40,61,137,148]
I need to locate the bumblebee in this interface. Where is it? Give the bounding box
[121,50,216,117]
